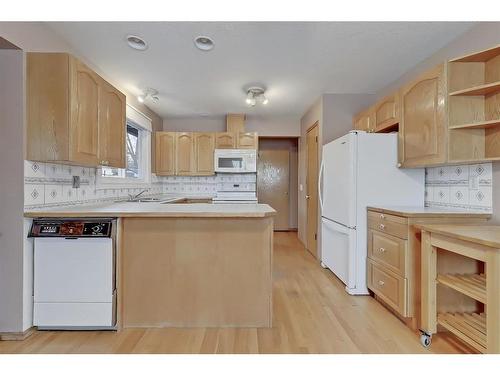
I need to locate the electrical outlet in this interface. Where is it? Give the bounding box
[72,176,81,188]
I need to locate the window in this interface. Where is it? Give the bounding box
[98,105,151,186]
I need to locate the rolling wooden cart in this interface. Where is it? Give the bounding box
[419,225,500,354]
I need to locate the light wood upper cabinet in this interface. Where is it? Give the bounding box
[155,132,176,176]
[215,132,236,149]
[237,132,259,149]
[194,132,215,175]
[398,64,447,168]
[27,52,126,167]
[176,132,195,175]
[226,114,246,133]
[353,108,375,132]
[373,93,400,132]
[98,79,126,168]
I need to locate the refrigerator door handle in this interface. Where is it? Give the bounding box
[318,159,324,212]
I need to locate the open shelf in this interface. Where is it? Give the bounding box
[451,45,500,62]
[449,81,500,96]
[450,119,500,130]
[437,273,486,303]
[438,313,486,353]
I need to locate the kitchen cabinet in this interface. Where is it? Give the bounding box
[353,108,375,132]
[98,79,126,168]
[194,132,215,175]
[226,114,246,133]
[175,132,195,175]
[398,64,447,168]
[373,93,400,132]
[27,52,126,168]
[155,132,176,176]
[216,132,236,149]
[237,132,259,149]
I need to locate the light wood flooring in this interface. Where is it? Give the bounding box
[0,232,472,354]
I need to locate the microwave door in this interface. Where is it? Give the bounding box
[217,156,244,172]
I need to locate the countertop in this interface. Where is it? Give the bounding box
[368,205,491,218]
[417,224,500,249]
[24,201,276,218]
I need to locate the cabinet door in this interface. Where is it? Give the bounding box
[176,132,195,175]
[69,58,100,166]
[194,132,215,175]
[374,93,400,132]
[353,109,375,132]
[399,64,447,167]
[237,132,259,149]
[155,132,176,175]
[98,79,126,168]
[215,132,236,149]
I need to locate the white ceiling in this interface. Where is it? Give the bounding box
[47,22,474,118]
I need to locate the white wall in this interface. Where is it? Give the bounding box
[163,114,301,136]
[0,48,24,333]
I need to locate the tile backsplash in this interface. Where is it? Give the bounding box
[24,160,257,209]
[425,163,493,212]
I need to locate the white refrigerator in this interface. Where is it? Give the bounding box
[318,131,424,295]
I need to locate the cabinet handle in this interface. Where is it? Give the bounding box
[379,224,385,230]
[378,280,385,286]
[379,247,386,253]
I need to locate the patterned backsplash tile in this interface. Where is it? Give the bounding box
[425,163,493,212]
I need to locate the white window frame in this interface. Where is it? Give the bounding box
[97,104,152,187]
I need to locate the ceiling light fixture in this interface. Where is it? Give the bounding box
[194,36,215,51]
[138,88,159,104]
[126,35,148,51]
[245,87,268,107]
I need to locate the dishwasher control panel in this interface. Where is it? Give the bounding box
[30,219,113,237]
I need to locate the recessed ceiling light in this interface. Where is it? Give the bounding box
[126,35,148,51]
[194,36,214,51]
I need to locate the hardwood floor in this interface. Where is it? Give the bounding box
[0,232,472,354]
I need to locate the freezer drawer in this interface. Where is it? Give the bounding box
[321,218,356,288]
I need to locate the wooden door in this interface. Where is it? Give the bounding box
[155,132,176,175]
[98,79,126,168]
[257,149,290,230]
[237,132,259,149]
[176,132,195,175]
[399,64,447,167]
[194,132,215,175]
[69,57,100,166]
[215,132,236,149]
[306,124,319,258]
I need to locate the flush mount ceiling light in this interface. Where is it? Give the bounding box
[126,35,148,51]
[194,36,215,51]
[245,87,268,107]
[138,88,159,103]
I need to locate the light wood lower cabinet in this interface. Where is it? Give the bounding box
[27,52,126,168]
[398,64,447,167]
[367,208,489,330]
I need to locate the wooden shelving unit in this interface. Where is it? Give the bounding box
[437,313,486,353]
[448,45,500,163]
[437,273,486,304]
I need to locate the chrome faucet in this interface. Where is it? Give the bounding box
[128,189,149,201]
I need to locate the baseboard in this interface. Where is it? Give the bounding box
[0,327,35,341]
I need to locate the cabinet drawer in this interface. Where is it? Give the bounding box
[368,230,407,276]
[368,211,408,239]
[368,260,408,316]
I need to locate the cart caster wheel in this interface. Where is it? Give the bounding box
[420,333,432,348]
[320,262,328,269]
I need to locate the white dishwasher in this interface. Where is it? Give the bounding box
[30,218,116,330]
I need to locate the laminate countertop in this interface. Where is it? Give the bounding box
[417,224,500,249]
[24,201,276,218]
[368,206,491,219]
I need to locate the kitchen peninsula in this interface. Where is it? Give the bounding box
[25,202,276,328]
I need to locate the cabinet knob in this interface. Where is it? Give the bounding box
[380,214,385,219]
[306,195,310,200]
[379,247,386,253]
[397,163,402,168]
[379,224,385,230]
[378,280,385,286]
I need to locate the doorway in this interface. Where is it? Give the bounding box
[257,138,298,231]
[306,123,319,258]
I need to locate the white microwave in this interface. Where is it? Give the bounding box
[214,149,257,173]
